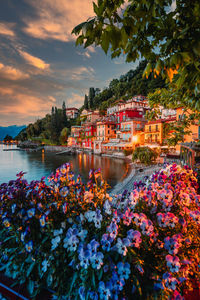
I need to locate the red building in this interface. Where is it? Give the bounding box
[115,108,144,129]
[82,123,97,149]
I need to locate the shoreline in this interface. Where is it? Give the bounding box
[110,163,163,195]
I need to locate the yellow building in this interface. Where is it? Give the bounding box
[144,117,176,146]
[145,120,163,145]
[176,108,200,152]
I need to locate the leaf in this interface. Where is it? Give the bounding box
[68,272,78,295]
[101,31,110,54]
[27,279,34,295]
[92,271,96,288]
[143,62,152,78]
[27,261,35,277]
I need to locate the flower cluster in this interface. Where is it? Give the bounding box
[0,163,199,299]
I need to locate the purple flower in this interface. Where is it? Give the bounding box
[117,262,131,280]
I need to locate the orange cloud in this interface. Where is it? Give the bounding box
[23,0,95,41]
[0,90,53,116]
[67,92,84,107]
[0,62,29,80]
[0,22,15,37]
[18,50,50,70]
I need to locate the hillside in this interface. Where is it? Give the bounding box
[83,60,166,112]
[0,125,26,140]
[16,60,166,144]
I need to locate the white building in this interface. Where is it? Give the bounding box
[66,108,79,119]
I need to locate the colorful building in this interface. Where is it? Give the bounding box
[107,95,148,115]
[176,108,200,152]
[144,117,176,146]
[120,118,146,143]
[68,126,82,147]
[82,123,97,149]
[80,110,100,123]
[96,119,116,142]
[66,108,79,119]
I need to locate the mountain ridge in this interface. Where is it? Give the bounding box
[0,125,26,140]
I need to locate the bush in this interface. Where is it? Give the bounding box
[0,164,199,299]
[123,149,133,156]
[132,146,158,165]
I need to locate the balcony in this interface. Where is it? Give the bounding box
[120,128,131,132]
[145,129,160,133]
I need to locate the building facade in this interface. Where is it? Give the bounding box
[66,108,79,119]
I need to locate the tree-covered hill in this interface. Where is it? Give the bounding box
[83,60,166,113]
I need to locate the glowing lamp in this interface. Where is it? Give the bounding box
[132,135,138,143]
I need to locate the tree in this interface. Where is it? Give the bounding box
[88,87,95,109]
[60,127,69,144]
[132,147,158,165]
[3,135,13,142]
[72,0,200,111]
[84,94,89,109]
[62,101,68,128]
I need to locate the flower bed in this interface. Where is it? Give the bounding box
[0,164,199,299]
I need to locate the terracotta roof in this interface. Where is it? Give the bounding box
[66,107,79,111]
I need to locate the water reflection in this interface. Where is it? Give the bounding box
[0,145,130,188]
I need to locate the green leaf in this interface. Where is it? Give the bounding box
[27,279,34,295]
[101,31,110,54]
[27,261,35,277]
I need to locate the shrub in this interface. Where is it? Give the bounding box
[0,164,199,299]
[123,149,133,156]
[132,146,158,165]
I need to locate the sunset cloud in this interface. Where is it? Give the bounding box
[0,22,15,37]
[67,92,84,107]
[0,62,29,80]
[18,50,50,70]
[23,0,95,41]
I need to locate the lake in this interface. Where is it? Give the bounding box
[0,144,130,188]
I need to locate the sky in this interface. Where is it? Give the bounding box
[0,0,138,126]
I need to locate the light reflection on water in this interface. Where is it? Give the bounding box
[0,144,130,188]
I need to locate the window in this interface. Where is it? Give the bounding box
[108,130,110,134]
[149,125,151,132]
[156,125,158,131]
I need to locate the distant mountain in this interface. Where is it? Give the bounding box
[0,125,26,140]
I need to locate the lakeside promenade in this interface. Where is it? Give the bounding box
[110,164,163,195]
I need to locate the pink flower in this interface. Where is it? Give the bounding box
[166,255,180,272]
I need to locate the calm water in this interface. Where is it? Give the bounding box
[0,144,130,188]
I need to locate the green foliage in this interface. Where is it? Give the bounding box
[88,60,165,113]
[60,127,69,144]
[123,148,133,156]
[84,94,89,109]
[72,0,200,111]
[17,103,71,145]
[132,146,158,165]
